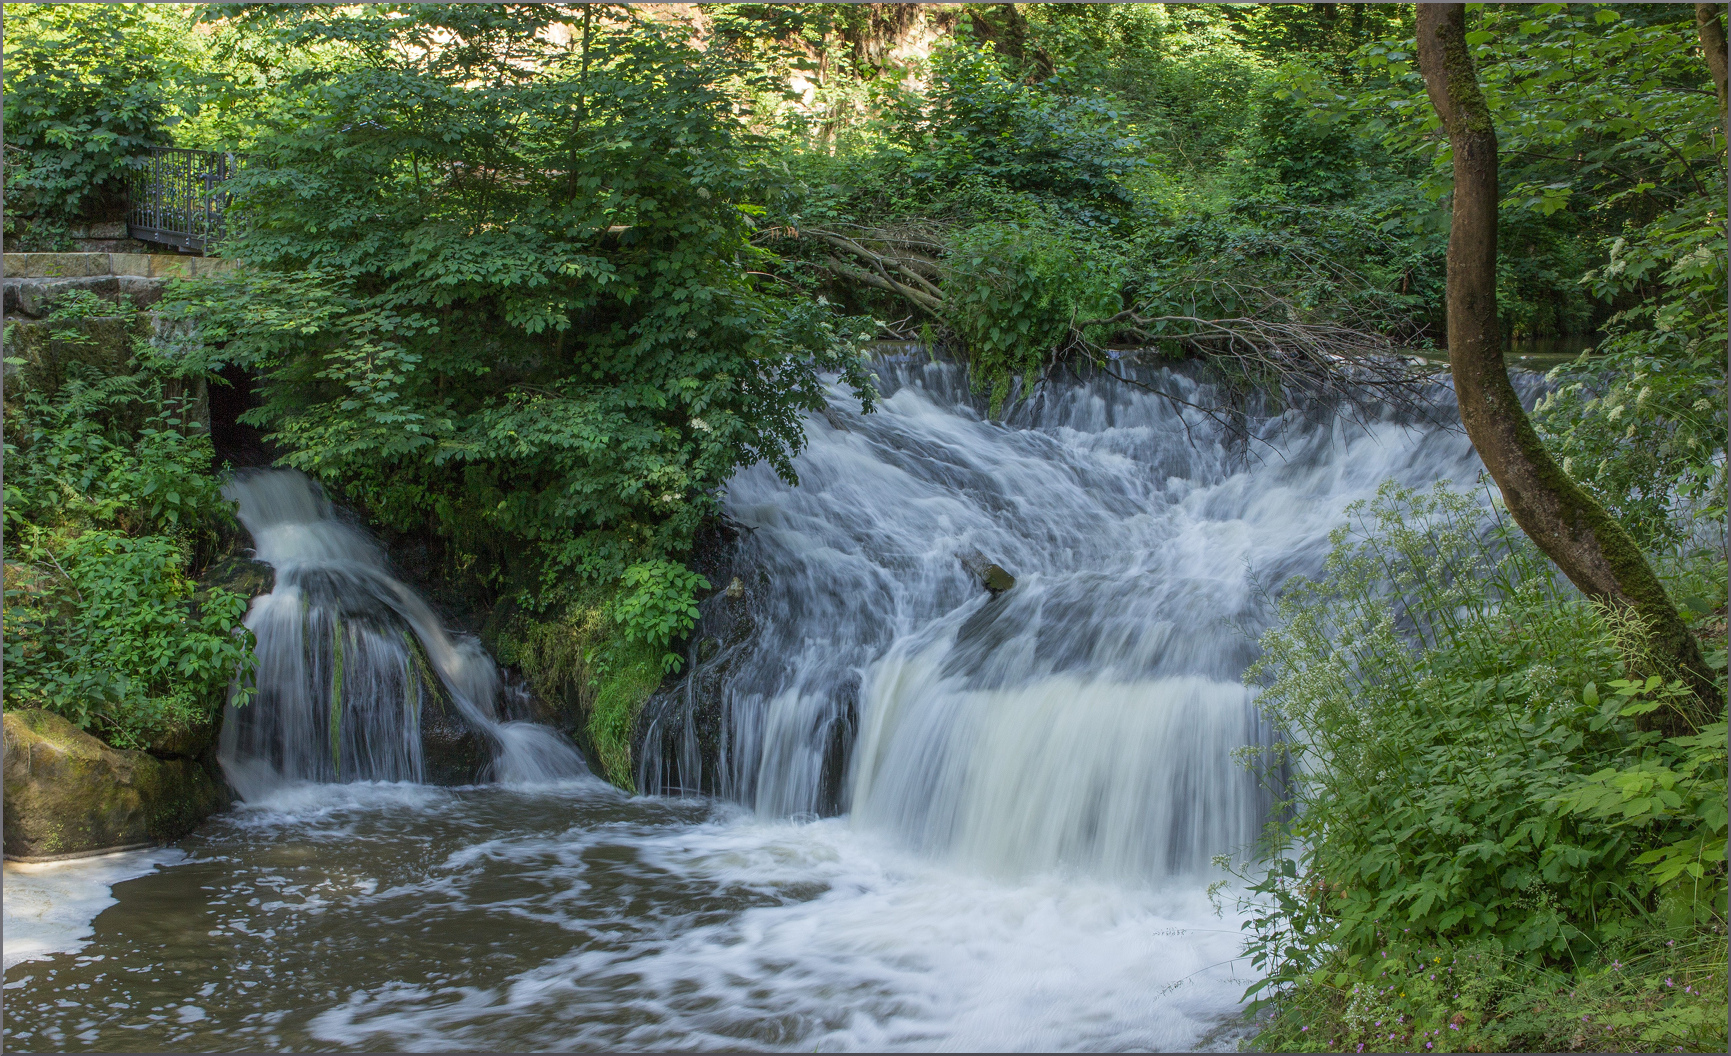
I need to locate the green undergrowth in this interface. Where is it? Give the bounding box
[1234,481,1728,1053]
[493,585,673,792]
[3,292,256,751]
[1252,929,1728,1053]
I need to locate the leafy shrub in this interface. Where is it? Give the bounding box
[2,531,254,749]
[1256,930,1727,1053]
[611,559,711,670]
[897,37,1146,215]
[945,221,1123,415]
[1536,199,1728,547]
[1250,62,1362,201]
[3,309,253,749]
[1237,481,1728,1051]
[1,4,188,231]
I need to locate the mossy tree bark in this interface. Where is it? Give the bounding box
[1416,3,1722,734]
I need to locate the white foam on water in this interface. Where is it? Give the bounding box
[300,813,1254,1052]
[3,848,184,970]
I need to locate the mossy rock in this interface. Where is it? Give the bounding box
[3,708,228,860]
[2,314,146,397]
[493,591,668,792]
[195,555,275,605]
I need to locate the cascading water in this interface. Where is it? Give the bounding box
[217,470,586,797]
[7,358,1491,1053]
[644,358,1479,878]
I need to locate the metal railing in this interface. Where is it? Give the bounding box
[128,147,242,253]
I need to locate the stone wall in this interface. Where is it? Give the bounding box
[2,252,241,430]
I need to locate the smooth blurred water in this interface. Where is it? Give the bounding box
[218,469,585,796]
[1,781,1264,1052]
[3,360,1480,1052]
[645,361,1477,881]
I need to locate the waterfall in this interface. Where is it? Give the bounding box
[218,470,585,797]
[643,359,1479,879]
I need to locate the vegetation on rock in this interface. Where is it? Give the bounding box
[3,292,256,751]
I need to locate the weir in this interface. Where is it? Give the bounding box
[642,358,1481,877]
[217,470,586,797]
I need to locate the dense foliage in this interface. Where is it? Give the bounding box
[2,294,255,748]
[162,5,873,665]
[1239,483,1725,1051]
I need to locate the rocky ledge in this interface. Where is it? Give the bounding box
[2,709,229,862]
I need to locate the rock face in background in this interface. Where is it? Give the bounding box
[3,709,229,861]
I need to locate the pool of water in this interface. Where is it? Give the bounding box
[3,778,1256,1052]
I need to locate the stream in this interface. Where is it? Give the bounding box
[3,359,1479,1052]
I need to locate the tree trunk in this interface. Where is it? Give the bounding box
[1416,4,1722,734]
[1697,4,1728,114]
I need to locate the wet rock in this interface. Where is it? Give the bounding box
[3,709,228,861]
[419,692,492,786]
[959,547,1016,595]
[196,555,275,605]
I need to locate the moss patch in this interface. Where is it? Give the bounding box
[587,639,664,792]
[493,586,667,792]
[3,708,227,858]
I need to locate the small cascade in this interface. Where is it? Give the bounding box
[642,358,1480,879]
[218,470,585,796]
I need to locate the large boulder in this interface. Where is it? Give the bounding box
[3,709,228,861]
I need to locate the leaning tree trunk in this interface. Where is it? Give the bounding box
[1416,3,1722,734]
[1697,4,1728,114]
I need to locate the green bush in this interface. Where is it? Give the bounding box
[612,558,711,671]
[3,302,254,750]
[1236,481,1728,1052]
[1,4,191,233]
[3,531,254,750]
[945,221,1123,415]
[898,37,1146,216]
[1536,199,1729,547]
